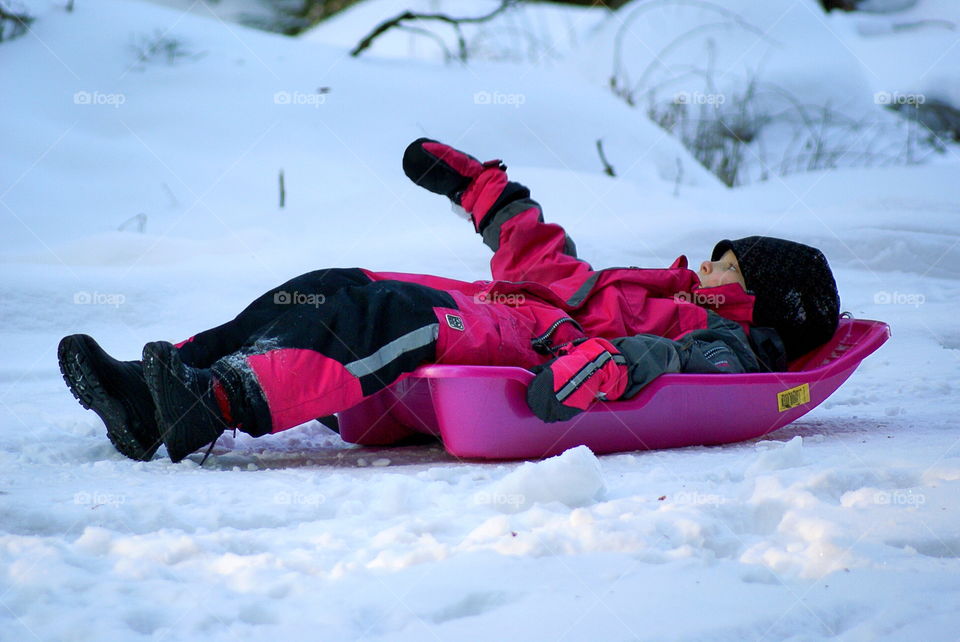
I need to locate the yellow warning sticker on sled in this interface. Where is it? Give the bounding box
[777,383,811,412]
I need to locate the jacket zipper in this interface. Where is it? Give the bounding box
[531,317,583,354]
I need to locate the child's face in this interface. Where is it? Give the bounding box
[698,249,746,289]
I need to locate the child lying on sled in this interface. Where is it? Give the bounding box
[58,138,840,463]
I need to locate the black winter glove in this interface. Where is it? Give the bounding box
[526,338,629,423]
[402,137,505,204]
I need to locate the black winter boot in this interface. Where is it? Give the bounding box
[142,341,228,463]
[58,334,162,461]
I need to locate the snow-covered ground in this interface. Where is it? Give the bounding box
[2,0,959,639]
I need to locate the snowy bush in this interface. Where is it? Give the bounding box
[642,77,944,187]
[241,0,365,35]
[129,29,204,67]
[886,98,960,148]
[608,0,949,186]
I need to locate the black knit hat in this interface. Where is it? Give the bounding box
[712,236,840,360]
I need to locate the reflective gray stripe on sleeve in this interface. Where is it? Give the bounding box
[566,272,602,306]
[481,200,540,251]
[562,233,578,257]
[555,350,612,403]
[345,324,439,378]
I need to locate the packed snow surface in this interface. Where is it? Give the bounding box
[2,0,959,640]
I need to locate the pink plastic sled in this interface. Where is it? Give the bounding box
[338,317,890,460]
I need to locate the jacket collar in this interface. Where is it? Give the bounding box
[700,282,755,323]
[673,255,755,324]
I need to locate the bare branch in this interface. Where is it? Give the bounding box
[350,0,519,59]
[595,139,617,177]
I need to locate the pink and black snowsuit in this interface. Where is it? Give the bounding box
[175,161,783,436]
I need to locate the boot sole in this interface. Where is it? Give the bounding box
[58,335,161,461]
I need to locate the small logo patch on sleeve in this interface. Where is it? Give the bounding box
[777,383,811,412]
[445,314,465,331]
